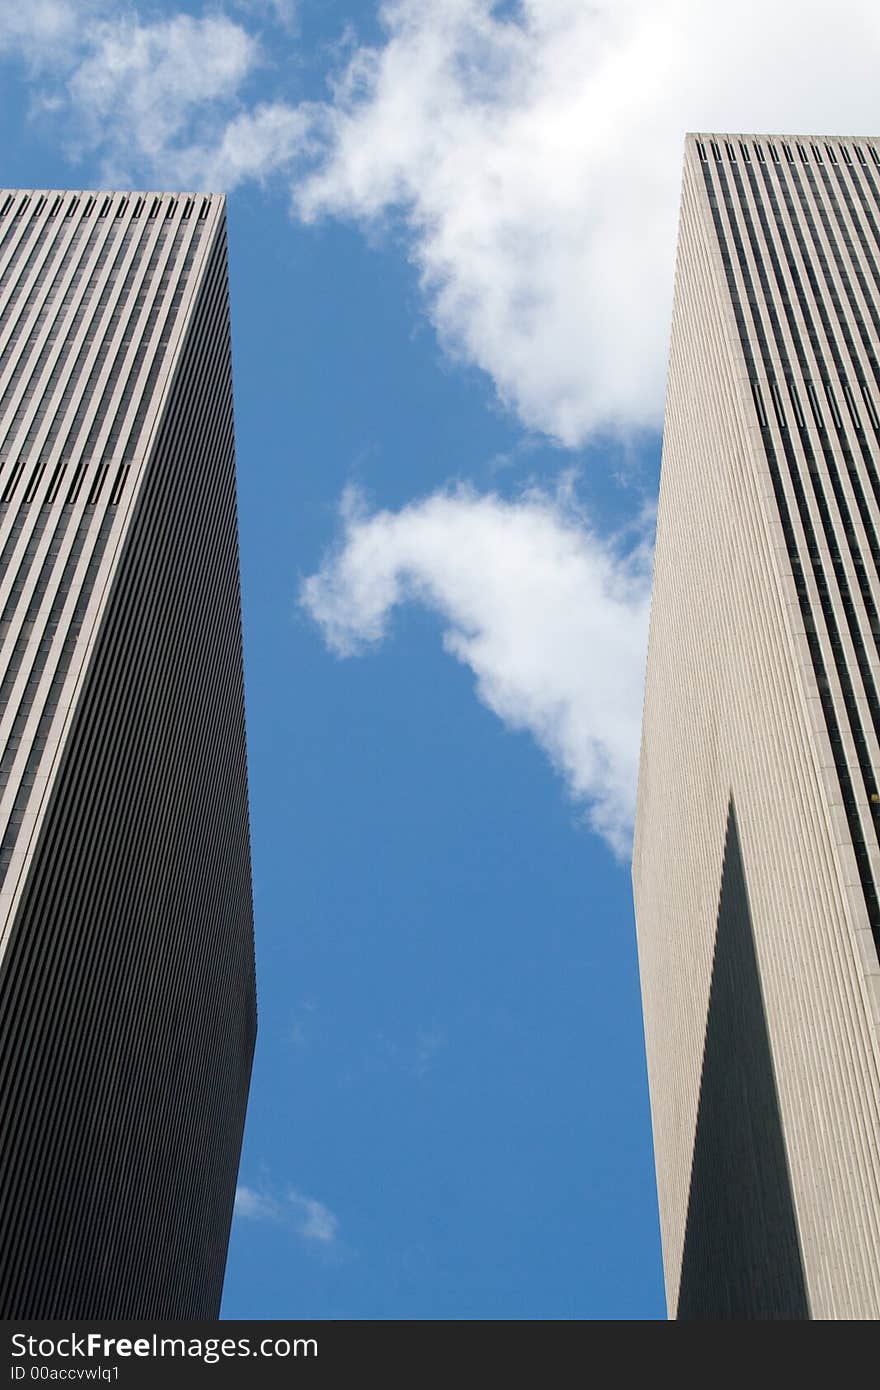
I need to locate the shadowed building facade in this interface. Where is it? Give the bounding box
[633,136,880,1319]
[0,189,256,1317]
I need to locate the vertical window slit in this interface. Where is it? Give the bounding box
[45,461,67,506]
[109,464,129,506]
[769,378,787,428]
[860,384,880,431]
[842,382,863,430]
[751,381,769,428]
[824,381,844,430]
[800,383,820,441]
[787,378,806,429]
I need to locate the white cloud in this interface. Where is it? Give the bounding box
[0,3,311,189]
[235,1184,339,1243]
[293,0,880,444]
[231,0,297,28]
[6,2,880,438]
[66,11,263,185]
[234,1184,283,1222]
[288,1189,338,1243]
[0,3,83,66]
[301,482,652,856]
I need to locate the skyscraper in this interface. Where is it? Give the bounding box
[0,189,255,1318]
[633,136,880,1320]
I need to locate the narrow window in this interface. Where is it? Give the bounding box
[783,144,795,163]
[787,378,806,428]
[710,141,721,161]
[82,196,95,217]
[149,197,160,218]
[870,147,880,167]
[0,194,12,217]
[797,143,808,164]
[16,196,30,216]
[115,197,128,218]
[164,198,177,219]
[769,143,780,163]
[755,143,765,163]
[825,144,838,164]
[751,381,769,428]
[48,195,61,218]
[769,378,787,428]
[65,196,79,218]
[805,380,824,428]
[861,384,880,430]
[810,143,822,164]
[823,380,844,429]
[696,140,707,161]
[856,146,867,166]
[182,198,193,220]
[842,145,853,165]
[739,142,751,163]
[199,198,210,219]
[842,382,863,430]
[725,141,736,161]
[98,196,111,217]
[133,197,144,218]
[33,195,46,216]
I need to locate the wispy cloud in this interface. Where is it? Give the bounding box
[301,480,652,856]
[1,3,311,188]
[235,1184,339,1244]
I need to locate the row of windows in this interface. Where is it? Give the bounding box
[0,508,115,882]
[0,216,200,509]
[0,193,211,224]
[0,224,107,464]
[697,138,880,171]
[705,157,880,948]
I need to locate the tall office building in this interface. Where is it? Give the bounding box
[0,189,255,1318]
[633,136,880,1319]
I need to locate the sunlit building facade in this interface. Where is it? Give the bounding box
[634,135,880,1319]
[0,188,256,1317]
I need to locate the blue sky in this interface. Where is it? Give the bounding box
[2,0,879,1321]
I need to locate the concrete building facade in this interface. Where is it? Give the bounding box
[0,189,255,1317]
[633,136,880,1319]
